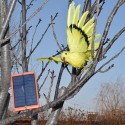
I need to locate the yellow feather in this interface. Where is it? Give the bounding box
[73,4,80,25]
[82,17,94,31]
[37,57,63,64]
[88,42,100,51]
[88,34,101,43]
[67,28,88,53]
[67,2,75,27]
[78,11,89,28]
[85,23,94,37]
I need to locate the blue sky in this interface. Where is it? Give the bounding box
[11,0,125,111]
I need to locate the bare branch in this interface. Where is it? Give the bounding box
[27,13,58,60]
[0,0,49,44]
[37,61,49,82]
[27,0,35,10]
[11,39,21,50]
[47,70,56,103]
[54,64,65,100]
[91,0,100,59]
[86,0,105,19]
[28,18,42,63]
[51,14,62,51]
[103,26,125,55]
[18,0,22,5]
[0,0,17,40]
[11,48,22,66]
[95,46,125,74]
[82,0,91,13]
[96,0,125,59]
[39,69,50,91]
[26,25,32,34]
[98,64,114,73]
[43,93,48,102]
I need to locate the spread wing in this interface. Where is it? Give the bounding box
[37,57,63,64]
[67,2,100,53]
[67,27,88,52]
[88,42,100,51]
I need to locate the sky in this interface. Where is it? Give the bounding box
[11,0,125,112]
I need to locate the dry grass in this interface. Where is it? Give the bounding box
[8,108,125,125]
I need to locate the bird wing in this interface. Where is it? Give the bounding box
[67,2,100,53]
[88,42,100,51]
[67,27,88,52]
[37,57,63,64]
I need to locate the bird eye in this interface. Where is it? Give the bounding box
[65,53,67,55]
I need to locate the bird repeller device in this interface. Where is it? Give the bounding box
[11,72,40,111]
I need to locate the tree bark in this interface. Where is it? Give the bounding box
[22,0,28,72]
[45,87,66,125]
[0,0,11,119]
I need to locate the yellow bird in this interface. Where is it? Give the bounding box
[37,1,100,69]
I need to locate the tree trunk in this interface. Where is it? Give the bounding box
[45,87,66,125]
[22,0,28,72]
[0,0,11,119]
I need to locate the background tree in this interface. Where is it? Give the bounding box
[0,0,125,125]
[96,79,125,125]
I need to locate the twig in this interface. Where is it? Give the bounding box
[15,62,20,73]
[27,13,58,60]
[27,25,32,34]
[10,44,22,66]
[91,0,100,59]
[37,61,49,82]
[11,39,21,50]
[47,70,56,103]
[98,64,114,73]
[87,0,105,19]
[26,0,35,10]
[18,0,22,5]
[54,64,65,100]
[39,69,50,91]
[82,0,91,13]
[96,0,125,59]
[51,14,62,51]
[43,93,48,103]
[37,45,67,82]
[0,0,49,44]
[103,38,110,46]
[65,66,72,76]
[28,18,42,63]
[103,26,125,55]
[95,46,125,74]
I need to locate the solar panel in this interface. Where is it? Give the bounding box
[11,72,40,111]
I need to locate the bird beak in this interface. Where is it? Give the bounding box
[62,57,66,62]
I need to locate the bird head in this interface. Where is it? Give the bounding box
[61,51,70,63]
